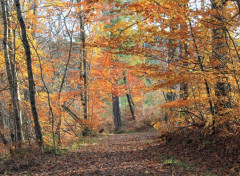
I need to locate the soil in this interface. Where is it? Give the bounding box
[0,130,239,175]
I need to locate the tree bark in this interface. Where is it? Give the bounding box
[180,42,189,100]
[112,96,122,131]
[14,0,43,148]
[0,107,8,146]
[10,28,24,142]
[78,0,88,120]
[211,0,231,118]
[164,36,177,122]
[1,0,23,147]
[123,73,136,120]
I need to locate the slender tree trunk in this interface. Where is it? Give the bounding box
[1,0,23,147]
[126,94,135,120]
[180,41,189,100]
[14,0,43,148]
[10,28,24,142]
[164,37,177,122]
[55,9,75,145]
[123,73,136,120]
[0,108,15,154]
[78,0,88,120]
[0,108,8,146]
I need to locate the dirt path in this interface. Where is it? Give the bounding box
[1,131,203,176]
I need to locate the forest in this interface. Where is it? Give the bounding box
[0,0,240,175]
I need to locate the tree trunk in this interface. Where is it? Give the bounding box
[112,96,122,131]
[123,73,136,120]
[180,43,189,100]
[14,0,43,148]
[0,108,8,146]
[164,36,177,122]
[78,0,88,120]
[10,28,24,142]
[211,0,231,119]
[0,111,14,154]
[126,94,136,120]
[1,0,23,147]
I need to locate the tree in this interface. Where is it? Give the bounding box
[77,0,89,120]
[123,72,136,120]
[14,0,43,148]
[1,0,23,147]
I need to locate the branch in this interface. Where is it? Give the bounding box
[116,17,148,38]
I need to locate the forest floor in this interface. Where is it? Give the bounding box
[0,129,239,175]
